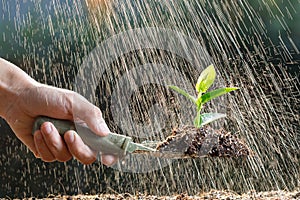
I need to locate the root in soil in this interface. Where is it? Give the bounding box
[156,125,252,158]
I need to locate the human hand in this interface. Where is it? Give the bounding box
[4,82,118,165]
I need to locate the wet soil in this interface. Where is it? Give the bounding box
[27,189,300,199]
[156,126,252,158]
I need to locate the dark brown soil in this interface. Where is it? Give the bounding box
[156,126,252,158]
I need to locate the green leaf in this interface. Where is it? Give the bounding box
[200,87,239,104]
[200,113,226,127]
[169,85,196,104]
[195,65,216,93]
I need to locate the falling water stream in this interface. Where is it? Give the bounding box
[0,0,299,198]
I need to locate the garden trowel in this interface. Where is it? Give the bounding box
[32,116,163,157]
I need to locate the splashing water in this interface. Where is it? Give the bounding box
[0,0,299,198]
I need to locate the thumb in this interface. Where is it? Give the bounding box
[86,108,111,137]
[72,93,110,137]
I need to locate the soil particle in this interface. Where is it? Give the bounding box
[31,190,300,200]
[156,126,252,158]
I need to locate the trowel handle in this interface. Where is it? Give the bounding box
[32,116,132,156]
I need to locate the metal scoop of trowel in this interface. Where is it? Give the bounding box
[32,116,158,157]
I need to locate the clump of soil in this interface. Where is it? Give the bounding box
[156,125,252,158]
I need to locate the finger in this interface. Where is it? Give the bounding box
[20,135,38,157]
[100,154,118,166]
[40,122,72,162]
[33,130,55,162]
[64,130,97,164]
[6,114,38,157]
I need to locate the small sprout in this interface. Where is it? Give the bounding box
[169,65,238,128]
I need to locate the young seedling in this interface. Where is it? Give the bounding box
[169,65,238,128]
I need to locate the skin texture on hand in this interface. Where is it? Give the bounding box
[0,58,117,165]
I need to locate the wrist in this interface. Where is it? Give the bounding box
[0,58,39,118]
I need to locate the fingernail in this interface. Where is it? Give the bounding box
[69,131,76,143]
[44,123,53,134]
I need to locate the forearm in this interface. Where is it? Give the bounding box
[0,58,38,118]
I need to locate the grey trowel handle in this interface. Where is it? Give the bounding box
[32,116,132,156]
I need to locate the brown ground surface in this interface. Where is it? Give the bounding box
[26,190,300,200]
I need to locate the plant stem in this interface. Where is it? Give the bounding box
[196,92,203,112]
